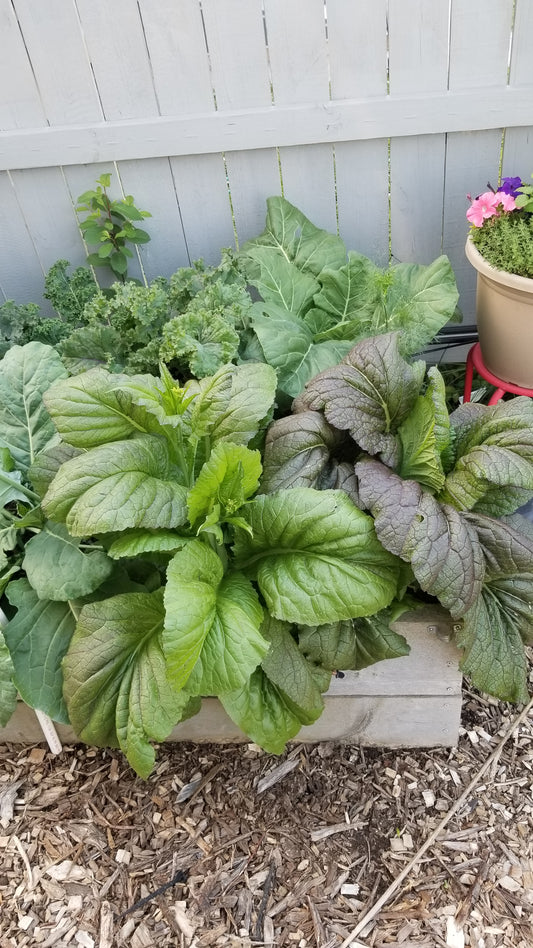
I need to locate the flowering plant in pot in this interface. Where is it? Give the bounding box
[465,175,533,387]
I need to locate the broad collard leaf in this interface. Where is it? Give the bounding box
[187,443,262,532]
[380,256,459,356]
[42,436,188,536]
[251,305,353,397]
[0,629,17,727]
[63,590,197,777]
[233,488,399,624]
[298,612,410,671]
[163,540,267,694]
[260,410,345,493]
[245,249,319,317]
[295,333,425,467]
[43,368,154,449]
[4,578,75,722]
[356,459,485,617]
[441,397,533,514]
[0,448,32,506]
[0,342,68,470]
[28,442,81,498]
[23,523,113,601]
[310,252,381,338]
[241,196,347,279]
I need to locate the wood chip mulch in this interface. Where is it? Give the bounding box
[0,686,532,948]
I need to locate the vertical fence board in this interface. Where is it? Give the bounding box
[138,0,214,115]
[0,0,46,129]
[201,1,280,249]
[0,173,47,305]
[12,0,101,124]
[444,0,514,322]
[328,0,389,264]
[389,1,449,264]
[334,140,390,265]
[170,154,237,264]
[327,0,388,99]
[278,144,337,234]
[9,167,87,271]
[74,0,158,120]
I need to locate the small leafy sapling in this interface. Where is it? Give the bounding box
[76,173,151,281]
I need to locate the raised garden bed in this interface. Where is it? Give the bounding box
[0,607,462,750]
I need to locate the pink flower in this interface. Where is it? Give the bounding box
[466,191,500,227]
[497,192,516,213]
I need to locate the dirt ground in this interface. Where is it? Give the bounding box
[0,682,532,948]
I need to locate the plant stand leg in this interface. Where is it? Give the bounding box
[463,345,475,403]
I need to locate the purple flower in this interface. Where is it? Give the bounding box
[497,176,523,198]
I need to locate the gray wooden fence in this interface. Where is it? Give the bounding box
[1,0,532,321]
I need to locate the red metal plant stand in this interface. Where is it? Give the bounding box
[463,342,533,405]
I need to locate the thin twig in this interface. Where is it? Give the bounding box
[117,868,188,918]
[340,695,533,947]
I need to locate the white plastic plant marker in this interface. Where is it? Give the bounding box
[34,709,63,755]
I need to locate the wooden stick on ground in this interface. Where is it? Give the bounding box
[340,696,533,948]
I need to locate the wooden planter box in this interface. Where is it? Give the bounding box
[0,607,462,749]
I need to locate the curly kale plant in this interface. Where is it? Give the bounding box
[261,332,533,704]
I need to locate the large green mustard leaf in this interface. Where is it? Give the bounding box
[298,612,410,671]
[43,367,153,448]
[42,435,188,536]
[295,333,425,467]
[188,362,277,446]
[356,459,485,617]
[220,616,328,753]
[0,629,17,727]
[0,342,67,470]
[63,590,196,777]
[23,523,113,601]
[232,488,399,624]
[187,443,262,532]
[260,411,344,493]
[163,540,267,694]
[4,579,75,723]
[441,397,533,514]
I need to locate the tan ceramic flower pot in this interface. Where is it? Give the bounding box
[465,236,533,388]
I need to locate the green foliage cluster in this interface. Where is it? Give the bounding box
[76,173,151,281]
[262,332,533,705]
[471,211,533,278]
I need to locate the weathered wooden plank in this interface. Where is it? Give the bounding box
[264,0,329,105]
[334,140,390,266]
[0,172,47,305]
[327,0,388,99]
[138,0,214,115]
[0,611,463,749]
[327,1,389,265]
[11,0,101,124]
[0,0,46,129]
[389,2,449,263]
[2,87,531,172]
[169,153,237,264]
[449,0,514,90]
[278,143,337,235]
[75,0,158,121]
